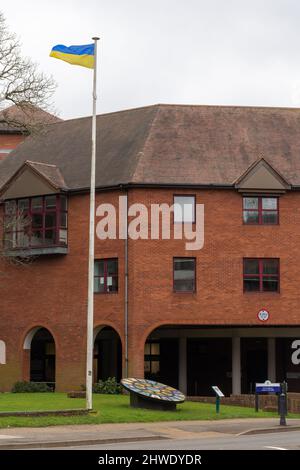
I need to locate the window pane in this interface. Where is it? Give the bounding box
[144,344,151,355]
[151,361,160,374]
[262,198,277,210]
[107,259,118,275]
[31,197,43,211]
[45,230,56,244]
[45,195,57,209]
[31,230,43,246]
[244,259,259,275]
[60,195,67,211]
[4,214,14,229]
[144,361,151,373]
[95,260,104,276]
[244,197,258,209]
[263,259,278,275]
[174,258,195,276]
[174,196,195,223]
[244,278,260,291]
[107,276,118,292]
[263,278,278,292]
[32,214,43,228]
[174,279,195,292]
[94,277,101,293]
[45,213,56,228]
[174,258,195,291]
[18,199,29,212]
[18,232,30,247]
[243,211,259,224]
[262,211,278,224]
[60,213,67,228]
[151,343,160,355]
[59,229,67,244]
[5,201,16,214]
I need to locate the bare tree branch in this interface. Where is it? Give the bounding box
[0,205,36,271]
[0,11,57,134]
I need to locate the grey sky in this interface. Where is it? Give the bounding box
[2,0,300,119]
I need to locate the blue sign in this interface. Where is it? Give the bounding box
[255,381,281,394]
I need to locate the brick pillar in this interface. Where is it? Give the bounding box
[179,337,187,395]
[268,338,276,382]
[22,349,30,381]
[232,336,241,395]
[128,336,144,378]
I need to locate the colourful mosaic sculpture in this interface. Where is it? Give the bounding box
[121,378,185,403]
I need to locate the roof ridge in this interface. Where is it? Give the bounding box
[26,160,57,168]
[62,104,160,124]
[59,103,300,125]
[130,105,161,182]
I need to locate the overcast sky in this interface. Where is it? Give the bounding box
[2,0,300,119]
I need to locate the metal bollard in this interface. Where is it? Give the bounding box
[279,393,287,426]
[216,396,220,413]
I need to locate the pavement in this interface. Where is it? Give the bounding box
[0,418,300,449]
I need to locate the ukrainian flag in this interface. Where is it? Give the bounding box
[50,44,94,69]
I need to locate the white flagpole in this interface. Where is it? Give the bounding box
[86,36,100,410]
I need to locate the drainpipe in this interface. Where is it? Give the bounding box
[124,190,129,378]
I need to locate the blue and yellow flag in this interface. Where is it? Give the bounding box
[50,44,94,69]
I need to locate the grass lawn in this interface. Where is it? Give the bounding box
[0,393,299,428]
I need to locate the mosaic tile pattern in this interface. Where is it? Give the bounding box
[121,378,185,403]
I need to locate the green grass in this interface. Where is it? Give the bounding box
[0,393,299,428]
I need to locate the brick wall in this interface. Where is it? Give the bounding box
[1,187,300,391]
[0,134,25,161]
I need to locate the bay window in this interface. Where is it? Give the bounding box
[4,195,67,250]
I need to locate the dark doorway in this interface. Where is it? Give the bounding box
[144,339,179,388]
[187,338,232,396]
[241,338,268,394]
[94,327,122,382]
[30,328,55,387]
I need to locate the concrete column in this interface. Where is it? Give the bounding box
[268,338,276,382]
[179,337,187,395]
[232,336,241,395]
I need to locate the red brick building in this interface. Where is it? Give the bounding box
[0,104,300,395]
[0,104,60,161]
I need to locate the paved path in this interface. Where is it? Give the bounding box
[0,418,300,449]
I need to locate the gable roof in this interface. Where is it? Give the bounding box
[0,161,68,200]
[234,157,291,192]
[1,104,300,191]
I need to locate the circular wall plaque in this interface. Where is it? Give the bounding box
[257,309,269,322]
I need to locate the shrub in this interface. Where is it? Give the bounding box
[11,381,52,393]
[93,377,122,394]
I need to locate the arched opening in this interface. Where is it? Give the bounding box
[93,326,122,382]
[29,328,55,387]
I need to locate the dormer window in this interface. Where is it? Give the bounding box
[4,194,67,251]
[243,197,278,225]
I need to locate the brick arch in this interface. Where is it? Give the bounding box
[93,323,123,345]
[93,324,123,382]
[140,322,179,349]
[22,325,57,350]
[21,326,56,385]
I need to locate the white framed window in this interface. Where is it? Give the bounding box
[173,195,195,223]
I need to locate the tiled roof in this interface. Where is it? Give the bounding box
[1,104,300,190]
